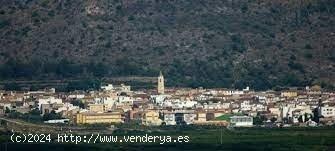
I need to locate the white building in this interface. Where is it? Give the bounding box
[222,90,244,96]
[150,95,169,104]
[253,104,267,112]
[221,102,231,109]
[102,97,116,110]
[184,113,197,125]
[163,113,176,125]
[68,94,85,99]
[101,84,131,92]
[162,99,197,109]
[54,102,79,113]
[38,97,62,110]
[114,84,131,92]
[44,119,69,124]
[319,106,335,118]
[116,96,134,105]
[204,103,222,110]
[101,84,114,91]
[229,116,253,127]
[240,101,252,111]
[269,107,281,119]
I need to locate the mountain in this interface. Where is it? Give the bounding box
[0,0,334,90]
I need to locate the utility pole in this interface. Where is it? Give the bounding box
[220,125,223,144]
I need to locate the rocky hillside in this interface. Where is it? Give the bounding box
[0,0,334,90]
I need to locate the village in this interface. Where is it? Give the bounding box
[0,72,334,128]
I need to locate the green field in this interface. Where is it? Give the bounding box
[1,126,335,151]
[215,113,244,121]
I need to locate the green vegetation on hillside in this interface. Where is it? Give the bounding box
[0,0,334,90]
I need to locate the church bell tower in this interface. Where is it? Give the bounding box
[157,71,165,94]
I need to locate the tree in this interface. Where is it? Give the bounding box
[270,117,277,123]
[71,100,85,109]
[0,120,6,126]
[5,107,10,113]
[120,92,128,96]
[312,108,320,123]
[253,116,266,125]
[4,83,21,91]
[43,110,62,121]
[29,108,41,115]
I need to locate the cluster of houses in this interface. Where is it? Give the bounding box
[0,73,334,128]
